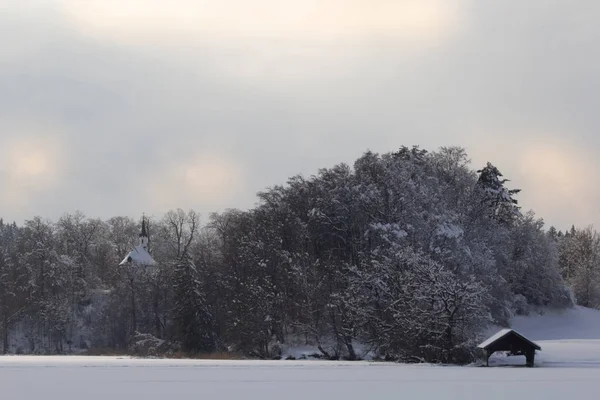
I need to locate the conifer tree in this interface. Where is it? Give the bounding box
[476,162,521,224]
[173,253,216,354]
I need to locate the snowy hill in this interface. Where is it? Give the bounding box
[488,306,600,367]
[511,306,600,341]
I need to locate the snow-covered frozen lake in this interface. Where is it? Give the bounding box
[3,307,600,399]
[1,354,599,400]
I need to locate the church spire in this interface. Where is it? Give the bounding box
[139,214,149,250]
[140,215,148,237]
[119,214,156,268]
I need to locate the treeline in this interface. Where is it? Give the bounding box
[556,226,600,309]
[0,146,579,363]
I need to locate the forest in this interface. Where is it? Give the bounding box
[0,146,596,363]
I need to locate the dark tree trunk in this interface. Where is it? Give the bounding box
[345,337,357,360]
[2,316,8,354]
[153,283,162,338]
[130,278,137,335]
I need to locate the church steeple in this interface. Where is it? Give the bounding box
[139,215,149,251]
[119,214,156,268]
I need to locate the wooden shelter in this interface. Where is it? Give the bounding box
[478,329,541,367]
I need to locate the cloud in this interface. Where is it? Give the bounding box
[141,155,248,214]
[1,0,600,232]
[516,140,600,230]
[0,121,68,213]
[58,0,465,89]
[61,0,461,43]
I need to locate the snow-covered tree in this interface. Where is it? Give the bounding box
[476,162,521,224]
[559,226,600,308]
[0,145,577,363]
[173,253,216,354]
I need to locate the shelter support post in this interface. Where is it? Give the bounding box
[525,350,535,367]
[483,350,490,367]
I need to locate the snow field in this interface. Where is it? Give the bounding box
[1,357,599,400]
[3,306,600,400]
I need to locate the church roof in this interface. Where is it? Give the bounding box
[119,215,157,267]
[119,244,157,266]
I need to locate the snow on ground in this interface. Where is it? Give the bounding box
[2,306,600,399]
[1,356,599,400]
[512,305,600,341]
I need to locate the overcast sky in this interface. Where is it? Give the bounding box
[1,0,599,230]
